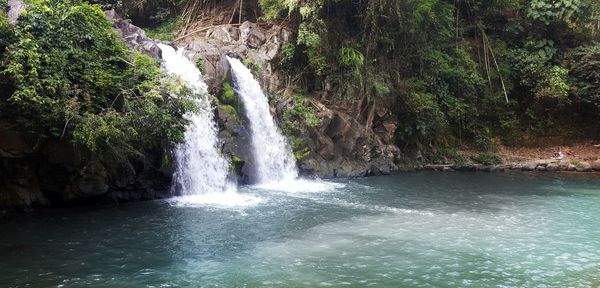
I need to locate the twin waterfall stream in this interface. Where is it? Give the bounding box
[158,44,298,204]
[227,57,298,183]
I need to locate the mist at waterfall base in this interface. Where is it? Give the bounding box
[3,173,600,287]
[158,44,261,207]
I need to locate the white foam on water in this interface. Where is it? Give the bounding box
[254,179,345,193]
[168,188,266,208]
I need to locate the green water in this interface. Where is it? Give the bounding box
[1,173,600,287]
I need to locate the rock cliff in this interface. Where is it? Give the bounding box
[178,22,401,179]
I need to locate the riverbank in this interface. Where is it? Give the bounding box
[424,142,600,173]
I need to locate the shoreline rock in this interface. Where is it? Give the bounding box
[420,160,600,174]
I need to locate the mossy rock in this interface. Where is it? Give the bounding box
[217,82,236,106]
[230,154,244,172]
[218,104,237,117]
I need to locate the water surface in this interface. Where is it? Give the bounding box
[2,173,600,287]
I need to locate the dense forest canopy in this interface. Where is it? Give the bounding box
[254,0,600,150]
[1,0,600,163]
[97,0,600,152]
[0,0,197,166]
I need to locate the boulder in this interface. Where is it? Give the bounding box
[206,26,240,43]
[576,162,592,172]
[240,21,266,48]
[104,10,161,59]
[183,22,291,93]
[442,166,454,172]
[374,121,397,145]
[369,145,399,175]
[546,163,559,171]
[312,130,336,160]
[510,163,523,170]
[591,160,600,171]
[522,162,537,171]
[557,161,570,171]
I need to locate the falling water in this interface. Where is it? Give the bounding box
[227,57,298,183]
[158,44,233,196]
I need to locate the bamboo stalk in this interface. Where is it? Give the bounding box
[174,24,242,42]
[239,0,243,24]
[483,32,509,103]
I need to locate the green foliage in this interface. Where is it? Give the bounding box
[568,43,600,123]
[259,0,598,154]
[242,58,261,78]
[282,96,321,131]
[195,58,205,73]
[397,88,448,146]
[230,154,243,171]
[2,0,193,160]
[218,103,237,119]
[90,0,187,26]
[372,81,390,97]
[472,152,503,165]
[337,45,364,69]
[219,82,237,106]
[527,0,586,24]
[281,95,321,160]
[535,66,569,99]
[258,0,293,20]
[145,16,182,41]
[297,20,327,75]
[0,11,15,53]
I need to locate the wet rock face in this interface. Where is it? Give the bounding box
[293,107,399,178]
[104,10,162,59]
[181,21,291,94]
[0,121,173,210]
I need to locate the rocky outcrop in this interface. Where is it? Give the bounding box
[425,159,600,173]
[285,100,400,178]
[0,121,173,211]
[104,10,162,59]
[180,21,292,94]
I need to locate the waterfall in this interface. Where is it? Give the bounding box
[158,44,233,195]
[227,57,298,184]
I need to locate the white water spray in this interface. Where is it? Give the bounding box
[159,44,234,196]
[227,57,298,183]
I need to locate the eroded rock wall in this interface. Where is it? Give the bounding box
[0,122,173,211]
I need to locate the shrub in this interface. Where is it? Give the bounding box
[282,96,321,132]
[145,16,182,41]
[397,89,448,147]
[570,44,600,114]
[2,0,193,159]
[219,82,237,106]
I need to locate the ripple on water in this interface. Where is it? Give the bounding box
[253,178,345,193]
